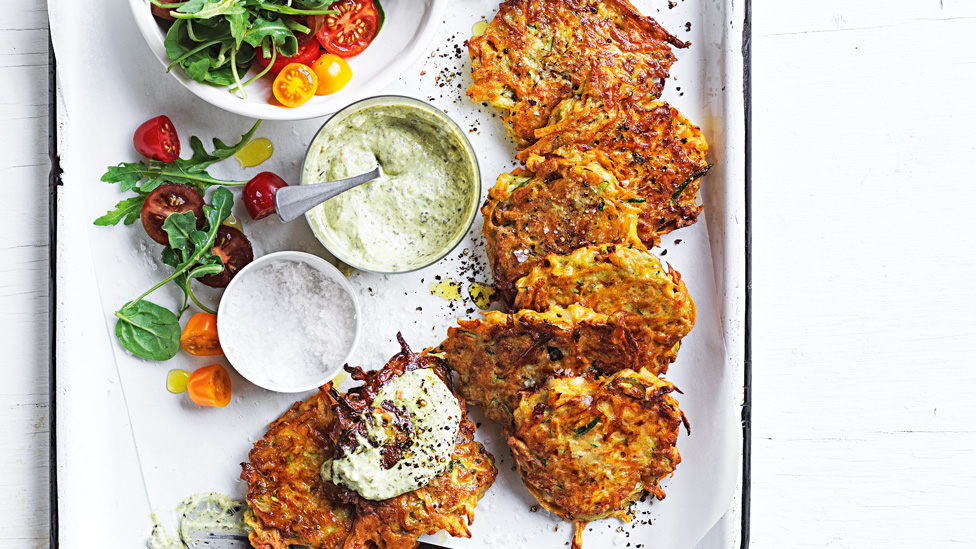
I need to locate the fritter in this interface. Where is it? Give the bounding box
[241,387,354,549]
[436,305,641,429]
[241,335,497,549]
[507,369,687,548]
[482,161,644,305]
[467,0,688,147]
[514,245,696,376]
[326,336,497,549]
[520,99,711,239]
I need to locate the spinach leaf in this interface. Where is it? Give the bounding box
[94,194,147,226]
[115,300,182,361]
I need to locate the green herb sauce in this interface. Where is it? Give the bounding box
[304,104,476,272]
[322,368,462,501]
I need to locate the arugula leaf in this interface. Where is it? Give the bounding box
[175,0,246,20]
[94,194,146,226]
[99,120,259,198]
[242,15,298,56]
[186,119,261,171]
[115,300,182,361]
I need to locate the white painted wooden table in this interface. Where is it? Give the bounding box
[3,1,976,548]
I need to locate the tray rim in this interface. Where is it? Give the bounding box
[46,0,753,544]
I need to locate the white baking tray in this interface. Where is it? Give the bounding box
[50,0,748,547]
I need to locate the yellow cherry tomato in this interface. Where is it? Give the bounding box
[310,54,352,96]
[273,63,318,108]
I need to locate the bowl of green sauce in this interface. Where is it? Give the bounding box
[301,96,481,273]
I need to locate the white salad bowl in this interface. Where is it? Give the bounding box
[128,0,446,120]
[217,251,362,393]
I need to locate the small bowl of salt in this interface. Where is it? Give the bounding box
[217,251,361,393]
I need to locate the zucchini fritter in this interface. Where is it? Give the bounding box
[514,245,695,376]
[437,305,640,429]
[241,336,497,549]
[241,387,354,549]
[467,0,688,146]
[521,99,710,239]
[507,369,686,547]
[482,162,644,305]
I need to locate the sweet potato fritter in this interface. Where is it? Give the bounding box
[327,336,497,549]
[514,245,696,376]
[241,388,354,549]
[436,305,641,429]
[508,369,686,548]
[482,162,645,305]
[467,0,688,147]
[241,336,496,549]
[520,99,711,239]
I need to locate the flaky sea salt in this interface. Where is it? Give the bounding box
[221,260,357,386]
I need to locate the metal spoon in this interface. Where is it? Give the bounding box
[274,165,383,223]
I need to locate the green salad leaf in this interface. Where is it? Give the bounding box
[157,0,338,96]
[115,300,182,361]
[114,187,234,360]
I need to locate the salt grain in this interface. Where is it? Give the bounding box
[221,260,357,386]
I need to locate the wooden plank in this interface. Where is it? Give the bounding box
[0,3,51,548]
[752,0,976,546]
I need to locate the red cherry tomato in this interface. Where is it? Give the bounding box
[255,39,321,75]
[243,172,289,220]
[316,0,379,58]
[134,115,180,162]
[198,225,254,288]
[140,183,205,245]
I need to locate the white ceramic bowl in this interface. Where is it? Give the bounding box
[217,251,361,392]
[129,0,446,120]
[301,95,482,274]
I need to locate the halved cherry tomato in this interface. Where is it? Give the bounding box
[140,183,205,245]
[255,39,321,75]
[311,53,353,95]
[134,115,180,162]
[272,63,318,108]
[316,0,379,58]
[187,364,232,408]
[243,172,288,220]
[180,313,222,356]
[198,225,254,288]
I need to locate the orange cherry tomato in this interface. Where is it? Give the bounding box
[187,364,232,408]
[311,54,353,95]
[272,63,318,108]
[180,313,223,356]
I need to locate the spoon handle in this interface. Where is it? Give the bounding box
[275,165,382,223]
